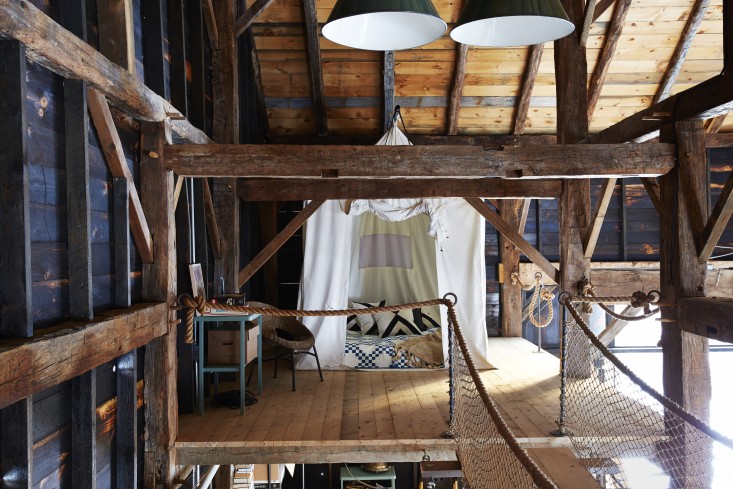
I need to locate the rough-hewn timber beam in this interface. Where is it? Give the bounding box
[698,169,733,261]
[238,199,325,288]
[597,306,641,346]
[272,134,558,147]
[0,0,207,142]
[640,177,663,215]
[303,0,327,135]
[678,297,733,344]
[234,0,277,38]
[583,178,617,258]
[447,44,468,135]
[384,51,395,132]
[203,180,223,259]
[88,88,154,263]
[589,71,733,144]
[579,0,597,46]
[0,302,168,410]
[513,44,543,135]
[236,178,562,201]
[166,143,675,179]
[96,0,135,74]
[466,198,560,283]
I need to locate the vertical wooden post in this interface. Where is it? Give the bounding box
[141,121,177,487]
[116,349,138,489]
[0,398,32,489]
[213,0,241,293]
[142,0,167,98]
[65,78,93,321]
[72,369,97,488]
[383,50,395,132]
[114,177,131,308]
[168,0,189,115]
[96,0,136,74]
[499,200,524,337]
[556,0,591,374]
[0,40,32,338]
[659,120,711,419]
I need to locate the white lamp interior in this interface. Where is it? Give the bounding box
[322,12,447,51]
[450,16,574,47]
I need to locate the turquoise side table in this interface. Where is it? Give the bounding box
[340,467,396,488]
[195,313,262,415]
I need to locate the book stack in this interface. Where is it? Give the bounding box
[233,464,254,489]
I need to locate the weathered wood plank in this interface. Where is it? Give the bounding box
[447,44,467,135]
[678,297,733,344]
[0,40,32,337]
[590,71,733,144]
[384,50,395,133]
[87,88,154,263]
[654,0,710,103]
[597,306,641,346]
[71,369,96,488]
[587,0,632,119]
[96,0,135,74]
[698,169,733,261]
[202,180,222,259]
[303,0,327,136]
[499,200,524,337]
[236,177,562,201]
[0,302,167,409]
[238,199,325,288]
[0,398,32,488]
[466,198,559,283]
[141,121,178,486]
[640,177,663,215]
[165,143,675,179]
[65,79,93,321]
[583,178,617,258]
[116,350,138,489]
[114,178,131,308]
[513,44,543,135]
[234,0,277,38]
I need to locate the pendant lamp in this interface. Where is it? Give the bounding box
[450,0,575,47]
[322,0,447,51]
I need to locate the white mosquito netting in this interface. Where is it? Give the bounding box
[295,125,492,370]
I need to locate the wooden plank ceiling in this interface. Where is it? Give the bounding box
[243,0,726,139]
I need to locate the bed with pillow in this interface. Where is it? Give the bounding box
[343,300,444,369]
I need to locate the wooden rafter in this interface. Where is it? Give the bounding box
[447,44,468,135]
[518,199,531,234]
[234,0,277,38]
[384,50,395,132]
[0,0,207,142]
[238,199,325,288]
[698,170,733,261]
[0,303,168,410]
[166,143,675,179]
[654,0,710,103]
[236,178,562,201]
[513,44,543,135]
[203,180,223,259]
[592,0,615,22]
[201,0,219,49]
[173,175,184,210]
[704,115,727,133]
[587,0,632,120]
[583,178,617,258]
[465,198,560,283]
[87,88,154,263]
[303,0,328,136]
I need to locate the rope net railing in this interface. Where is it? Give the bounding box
[179,294,559,488]
[559,293,733,489]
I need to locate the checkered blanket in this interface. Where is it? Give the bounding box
[344,328,440,369]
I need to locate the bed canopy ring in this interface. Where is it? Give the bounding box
[442,292,458,307]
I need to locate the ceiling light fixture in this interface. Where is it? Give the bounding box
[450,0,575,47]
[322,0,447,51]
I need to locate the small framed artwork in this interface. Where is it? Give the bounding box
[188,263,206,300]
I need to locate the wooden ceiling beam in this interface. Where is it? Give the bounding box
[303,0,328,136]
[0,303,168,410]
[447,44,468,135]
[654,0,710,104]
[236,178,563,201]
[587,0,631,120]
[234,0,276,38]
[678,297,733,344]
[166,142,675,179]
[466,198,560,283]
[270,134,558,147]
[0,0,207,142]
[589,71,733,144]
[513,44,543,135]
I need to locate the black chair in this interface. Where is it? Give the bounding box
[247,302,323,391]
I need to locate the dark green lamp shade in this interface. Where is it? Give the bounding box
[322,0,447,51]
[450,0,574,47]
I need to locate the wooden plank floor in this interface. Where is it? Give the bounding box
[176,337,571,467]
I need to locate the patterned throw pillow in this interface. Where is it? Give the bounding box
[375,307,441,337]
[346,300,386,335]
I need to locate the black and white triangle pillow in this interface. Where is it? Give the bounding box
[375,307,441,337]
[346,300,386,335]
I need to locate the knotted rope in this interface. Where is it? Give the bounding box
[579,281,661,321]
[511,271,554,328]
[177,294,452,345]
